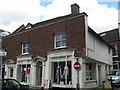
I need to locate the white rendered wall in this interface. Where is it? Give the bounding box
[87,31,112,65]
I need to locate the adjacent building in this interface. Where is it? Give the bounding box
[2,4,112,89]
[0,29,10,79]
[99,26,120,71]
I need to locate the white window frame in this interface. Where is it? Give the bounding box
[54,33,66,49]
[86,63,96,80]
[22,42,29,54]
[112,44,118,57]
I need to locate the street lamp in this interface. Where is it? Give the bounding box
[0,30,10,79]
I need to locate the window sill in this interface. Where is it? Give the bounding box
[54,46,67,50]
[52,84,73,88]
[112,55,118,57]
[22,53,29,55]
[85,80,97,83]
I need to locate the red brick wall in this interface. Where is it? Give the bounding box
[2,15,86,61]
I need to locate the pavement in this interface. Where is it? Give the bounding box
[28,85,120,90]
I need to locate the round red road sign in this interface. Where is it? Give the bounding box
[73,62,81,70]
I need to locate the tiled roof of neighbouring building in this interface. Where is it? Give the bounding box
[99,28,119,42]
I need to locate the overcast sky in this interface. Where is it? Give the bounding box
[0,0,119,33]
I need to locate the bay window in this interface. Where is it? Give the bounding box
[52,61,71,85]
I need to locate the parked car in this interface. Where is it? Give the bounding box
[106,70,120,86]
[1,78,29,90]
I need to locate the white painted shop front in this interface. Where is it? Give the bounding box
[3,47,112,89]
[44,49,111,88]
[4,55,46,87]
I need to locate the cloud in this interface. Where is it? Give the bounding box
[0,0,118,33]
[42,0,118,33]
[97,0,119,2]
[0,0,44,32]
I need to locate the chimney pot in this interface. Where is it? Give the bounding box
[71,3,80,15]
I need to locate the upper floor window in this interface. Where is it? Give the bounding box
[22,42,29,54]
[111,44,118,57]
[54,33,66,49]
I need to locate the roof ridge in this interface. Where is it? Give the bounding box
[99,28,118,34]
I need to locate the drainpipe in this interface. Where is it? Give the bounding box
[118,23,120,39]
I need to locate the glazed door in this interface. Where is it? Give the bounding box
[36,61,42,86]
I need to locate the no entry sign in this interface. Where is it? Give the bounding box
[74,62,81,70]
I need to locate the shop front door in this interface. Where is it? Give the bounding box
[36,61,42,86]
[2,65,5,79]
[98,65,102,85]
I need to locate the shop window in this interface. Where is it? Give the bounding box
[86,63,96,80]
[111,45,118,57]
[19,64,31,83]
[52,61,71,85]
[22,42,29,54]
[54,33,66,49]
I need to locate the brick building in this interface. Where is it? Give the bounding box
[2,4,112,89]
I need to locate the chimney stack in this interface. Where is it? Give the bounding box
[71,3,80,15]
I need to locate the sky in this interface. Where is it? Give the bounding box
[0,0,119,33]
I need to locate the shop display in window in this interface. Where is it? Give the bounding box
[19,64,31,83]
[86,63,96,80]
[53,61,71,85]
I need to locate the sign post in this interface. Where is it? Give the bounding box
[0,50,7,56]
[0,50,7,79]
[74,62,81,70]
[74,62,81,90]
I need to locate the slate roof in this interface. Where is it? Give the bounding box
[99,28,119,42]
[11,12,87,35]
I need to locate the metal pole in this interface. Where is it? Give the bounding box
[0,33,2,79]
[76,70,79,90]
[66,54,67,85]
[76,58,79,90]
[0,56,1,79]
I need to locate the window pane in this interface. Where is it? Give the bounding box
[113,65,118,69]
[25,43,29,48]
[26,43,29,47]
[26,48,29,53]
[112,45,118,56]
[23,43,27,47]
[62,40,66,46]
[56,41,61,47]
[86,63,95,80]
[56,34,60,41]
[22,42,29,54]
[23,49,26,53]
[61,34,66,40]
